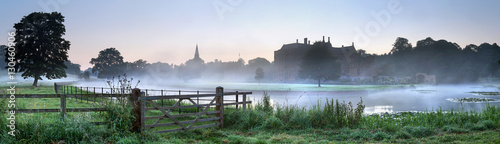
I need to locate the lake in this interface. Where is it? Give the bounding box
[75,81,500,115]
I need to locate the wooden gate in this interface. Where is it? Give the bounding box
[132,87,251,133]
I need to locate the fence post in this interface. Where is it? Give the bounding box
[235,91,239,110]
[80,86,83,102]
[243,93,247,111]
[216,86,224,128]
[93,87,96,103]
[197,90,199,113]
[178,90,181,114]
[60,94,66,117]
[131,88,142,133]
[54,83,58,94]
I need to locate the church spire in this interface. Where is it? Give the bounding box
[194,44,200,59]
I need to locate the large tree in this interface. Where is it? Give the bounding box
[298,41,341,87]
[8,12,70,86]
[255,67,264,85]
[90,48,125,78]
[64,60,81,76]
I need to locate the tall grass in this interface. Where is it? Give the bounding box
[225,93,366,130]
[224,92,500,139]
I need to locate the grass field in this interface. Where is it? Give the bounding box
[1,85,500,143]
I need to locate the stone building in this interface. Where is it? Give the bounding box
[274,37,375,82]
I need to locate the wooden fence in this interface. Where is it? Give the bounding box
[13,93,128,125]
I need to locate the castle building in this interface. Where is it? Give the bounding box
[274,36,374,82]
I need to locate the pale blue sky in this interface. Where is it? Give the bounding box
[1,0,499,70]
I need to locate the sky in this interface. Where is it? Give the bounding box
[1,0,500,70]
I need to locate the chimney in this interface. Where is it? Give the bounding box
[296,39,298,43]
[342,45,344,48]
[322,36,325,42]
[304,38,308,44]
[328,37,330,43]
[308,40,310,45]
[352,42,354,46]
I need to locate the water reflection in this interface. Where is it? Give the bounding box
[365,105,393,114]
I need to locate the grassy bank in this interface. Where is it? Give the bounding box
[1,86,500,143]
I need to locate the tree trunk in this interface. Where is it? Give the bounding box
[318,79,321,87]
[33,77,39,87]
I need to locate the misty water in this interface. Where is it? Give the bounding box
[239,85,500,115]
[154,83,500,115]
[63,78,500,115]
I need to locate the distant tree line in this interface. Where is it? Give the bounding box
[374,37,500,83]
[88,47,272,82]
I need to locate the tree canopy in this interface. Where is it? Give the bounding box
[298,41,341,87]
[90,48,125,78]
[65,60,81,76]
[8,12,70,86]
[376,37,500,83]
